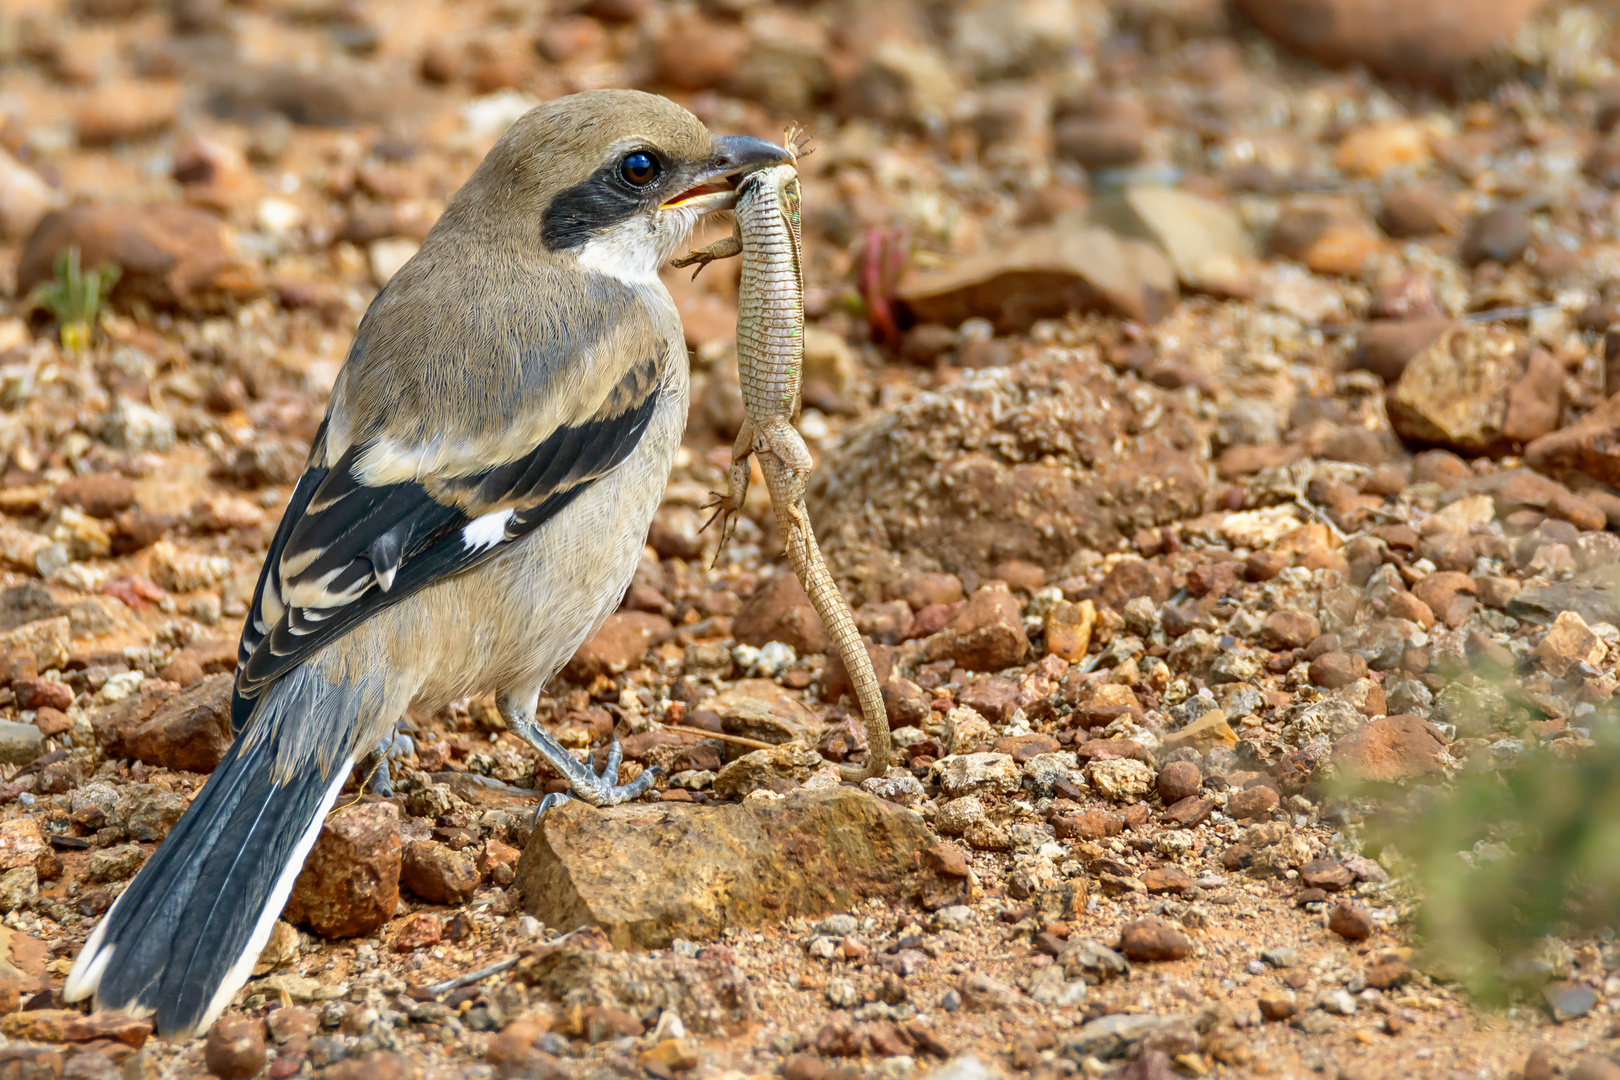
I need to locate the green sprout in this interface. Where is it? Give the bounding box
[28,246,120,354]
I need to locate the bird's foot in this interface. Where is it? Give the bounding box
[502,701,660,822]
[364,724,417,797]
[530,737,661,823]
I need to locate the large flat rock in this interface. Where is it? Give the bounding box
[1509,564,1620,628]
[516,788,951,949]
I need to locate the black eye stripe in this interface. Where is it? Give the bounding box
[543,156,665,251]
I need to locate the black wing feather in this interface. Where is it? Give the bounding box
[234,359,661,708]
[233,435,331,733]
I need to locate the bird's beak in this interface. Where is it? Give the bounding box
[661,135,793,213]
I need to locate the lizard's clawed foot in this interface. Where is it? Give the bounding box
[673,234,742,280]
[532,738,661,823]
[671,250,716,279]
[699,490,744,556]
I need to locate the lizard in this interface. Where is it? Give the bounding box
[672,133,892,785]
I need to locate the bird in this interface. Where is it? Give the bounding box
[64,89,791,1038]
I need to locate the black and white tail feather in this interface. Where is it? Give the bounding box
[63,671,362,1037]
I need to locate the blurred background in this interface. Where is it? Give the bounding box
[5,0,1620,1068]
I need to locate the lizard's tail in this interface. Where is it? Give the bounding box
[777,500,890,783]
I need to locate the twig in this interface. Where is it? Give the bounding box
[422,955,520,998]
[1462,303,1561,324]
[658,722,778,751]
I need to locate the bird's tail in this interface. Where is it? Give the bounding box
[64,677,362,1038]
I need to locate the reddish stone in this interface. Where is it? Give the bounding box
[924,842,972,878]
[1261,610,1320,650]
[1328,902,1374,941]
[316,1052,412,1080]
[12,676,72,712]
[1220,444,1304,478]
[960,676,1022,723]
[1052,811,1123,840]
[96,674,232,773]
[401,840,479,905]
[566,611,671,681]
[1526,391,1620,489]
[1156,761,1202,803]
[1365,960,1412,990]
[1299,859,1355,891]
[1163,796,1216,827]
[920,587,1029,671]
[886,572,964,611]
[1386,590,1435,629]
[52,473,137,518]
[1185,561,1240,599]
[993,733,1061,762]
[390,912,443,952]
[1230,0,1545,83]
[1352,318,1453,383]
[781,1053,829,1080]
[1227,785,1279,820]
[1118,918,1192,962]
[0,1010,150,1047]
[32,707,70,737]
[18,203,263,314]
[203,1017,266,1080]
[1222,844,1255,870]
[1141,866,1195,894]
[283,803,401,939]
[1074,738,1149,763]
[1308,651,1367,689]
[1100,561,1172,608]
[733,574,829,655]
[1410,571,1476,628]
[1333,714,1447,783]
[991,559,1046,593]
[1257,992,1299,1021]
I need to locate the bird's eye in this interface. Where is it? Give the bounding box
[619,151,660,188]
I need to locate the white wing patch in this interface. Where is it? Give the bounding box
[462,508,515,551]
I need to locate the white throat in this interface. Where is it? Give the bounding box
[576,207,703,285]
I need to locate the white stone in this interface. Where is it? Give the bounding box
[936,752,1020,798]
[1083,758,1153,803]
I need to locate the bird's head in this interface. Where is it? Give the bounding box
[457,89,791,284]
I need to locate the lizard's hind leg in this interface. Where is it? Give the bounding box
[700,424,754,560]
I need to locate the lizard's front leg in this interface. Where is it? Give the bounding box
[672,229,742,279]
[701,421,754,555]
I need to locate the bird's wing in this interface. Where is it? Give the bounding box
[233,352,662,715]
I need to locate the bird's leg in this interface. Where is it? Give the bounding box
[496,691,659,819]
[364,721,417,797]
[671,227,742,279]
[700,422,753,557]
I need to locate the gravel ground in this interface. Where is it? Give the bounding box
[0,0,1619,1078]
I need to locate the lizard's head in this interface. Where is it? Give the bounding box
[459,90,790,284]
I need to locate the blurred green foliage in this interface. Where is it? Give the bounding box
[1362,697,1620,1003]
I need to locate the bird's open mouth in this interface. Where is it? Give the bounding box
[661,181,736,209]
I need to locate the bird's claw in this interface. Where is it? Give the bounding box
[533,738,661,824]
